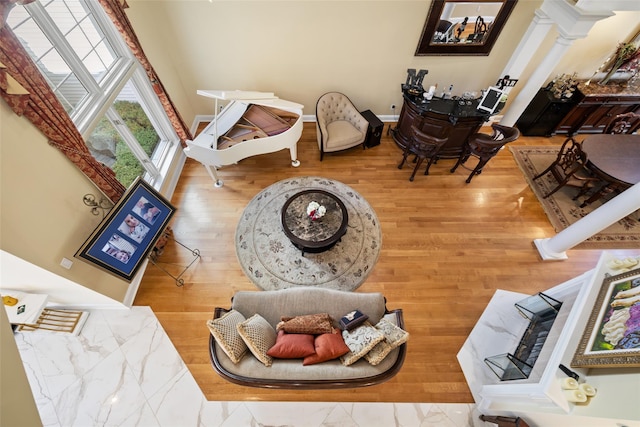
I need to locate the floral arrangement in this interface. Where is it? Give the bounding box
[306,201,326,221]
[599,42,639,85]
[618,43,640,77]
[546,73,578,99]
[611,42,639,69]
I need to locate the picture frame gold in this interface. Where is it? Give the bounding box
[571,268,640,368]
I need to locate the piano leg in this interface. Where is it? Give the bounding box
[204,164,224,188]
[289,146,300,167]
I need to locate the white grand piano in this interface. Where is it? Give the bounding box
[184,90,304,187]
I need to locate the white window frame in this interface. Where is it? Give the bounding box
[17,0,180,189]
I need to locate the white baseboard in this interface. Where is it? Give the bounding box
[1,250,128,309]
[192,114,215,133]
[193,113,398,126]
[302,114,397,123]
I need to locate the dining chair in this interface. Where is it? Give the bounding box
[579,180,631,208]
[532,137,599,199]
[397,122,448,182]
[450,123,520,183]
[603,111,640,134]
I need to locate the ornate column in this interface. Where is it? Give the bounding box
[534,183,640,260]
[499,0,614,126]
[498,10,555,93]
[501,35,576,126]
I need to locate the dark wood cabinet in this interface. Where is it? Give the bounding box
[515,88,580,136]
[391,94,491,158]
[554,82,640,135]
[360,109,383,148]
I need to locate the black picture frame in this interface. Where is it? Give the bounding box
[415,0,518,56]
[75,177,176,282]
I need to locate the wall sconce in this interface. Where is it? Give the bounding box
[82,194,112,217]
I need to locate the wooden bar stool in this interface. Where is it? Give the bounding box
[398,123,448,181]
[451,123,520,183]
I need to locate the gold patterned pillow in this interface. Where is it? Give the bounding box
[206,310,248,364]
[340,322,385,366]
[237,314,277,367]
[276,313,334,335]
[364,318,409,365]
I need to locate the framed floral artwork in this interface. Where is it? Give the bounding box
[572,268,640,368]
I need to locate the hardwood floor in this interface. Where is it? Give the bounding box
[134,122,636,403]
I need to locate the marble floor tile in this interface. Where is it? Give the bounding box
[15,307,478,427]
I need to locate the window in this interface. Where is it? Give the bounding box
[7,0,179,188]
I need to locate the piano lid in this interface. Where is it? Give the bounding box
[196,90,276,101]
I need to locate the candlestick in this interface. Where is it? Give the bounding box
[563,389,587,403]
[560,377,578,390]
[579,383,597,397]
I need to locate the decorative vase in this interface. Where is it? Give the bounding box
[599,62,623,85]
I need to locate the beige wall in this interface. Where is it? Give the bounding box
[125,0,543,123]
[552,13,640,80]
[0,101,130,302]
[0,308,42,427]
[125,1,640,127]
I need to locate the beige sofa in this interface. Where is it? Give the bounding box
[208,287,406,389]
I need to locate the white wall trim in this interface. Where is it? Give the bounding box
[159,148,186,199]
[122,262,147,307]
[192,114,214,134]
[193,113,400,127]
[1,250,127,309]
[303,114,399,123]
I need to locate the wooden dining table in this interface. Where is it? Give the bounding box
[580,134,640,206]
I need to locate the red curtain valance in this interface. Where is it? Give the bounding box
[0,23,126,201]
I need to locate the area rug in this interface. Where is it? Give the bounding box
[510,146,639,248]
[235,176,382,291]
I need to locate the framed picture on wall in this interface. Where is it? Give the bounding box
[415,0,518,56]
[571,268,640,368]
[75,177,176,282]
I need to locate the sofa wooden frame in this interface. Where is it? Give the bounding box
[208,306,406,389]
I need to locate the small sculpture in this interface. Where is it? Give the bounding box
[546,73,578,99]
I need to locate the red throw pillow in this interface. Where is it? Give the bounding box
[303,330,350,365]
[267,330,316,359]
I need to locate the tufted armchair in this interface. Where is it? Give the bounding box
[316,92,369,161]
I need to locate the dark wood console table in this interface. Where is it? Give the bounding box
[390,92,493,158]
[554,81,640,135]
[515,88,579,136]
